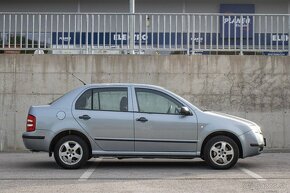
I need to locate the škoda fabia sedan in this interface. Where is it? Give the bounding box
[23,84,265,169]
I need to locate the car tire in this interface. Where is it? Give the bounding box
[204,136,239,169]
[54,135,89,169]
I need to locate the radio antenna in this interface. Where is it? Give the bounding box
[71,73,86,85]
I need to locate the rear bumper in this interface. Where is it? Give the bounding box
[22,135,45,139]
[22,130,54,152]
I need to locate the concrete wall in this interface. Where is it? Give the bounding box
[0,55,290,151]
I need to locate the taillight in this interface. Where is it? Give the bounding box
[26,114,36,132]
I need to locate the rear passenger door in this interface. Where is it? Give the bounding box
[72,87,134,151]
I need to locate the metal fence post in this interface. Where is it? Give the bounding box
[86,14,89,54]
[240,15,243,55]
[129,0,135,54]
[288,15,290,56]
[187,15,190,55]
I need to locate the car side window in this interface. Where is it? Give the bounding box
[135,88,182,115]
[75,89,92,110]
[97,88,128,111]
[75,88,128,112]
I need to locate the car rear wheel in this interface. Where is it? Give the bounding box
[204,136,239,169]
[54,135,89,169]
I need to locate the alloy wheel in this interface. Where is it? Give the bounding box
[59,141,83,166]
[209,141,234,166]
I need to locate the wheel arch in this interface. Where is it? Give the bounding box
[49,130,92,158]
[200,131,243,158]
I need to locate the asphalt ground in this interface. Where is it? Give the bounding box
[0,153,290,193]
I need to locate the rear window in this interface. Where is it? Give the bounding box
[75,89,92,110]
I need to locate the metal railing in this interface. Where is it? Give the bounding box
[0,12,289,55]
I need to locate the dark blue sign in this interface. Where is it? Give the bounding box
[220,4,255,38]
[52,32,189,46]
[52,32,289,47]
[263,52,288,56]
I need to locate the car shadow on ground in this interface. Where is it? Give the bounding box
[14,161,61,170]
[236,161,264,169]
[14,158,254,171]
[17,159,210,170]
[87,159,210,169]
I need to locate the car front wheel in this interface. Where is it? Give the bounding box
[204,136,239,169]
[54,135,89,169]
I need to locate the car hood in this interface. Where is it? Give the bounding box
[197,110,262,134]
[201,110,260,128]
[206,111,256,126]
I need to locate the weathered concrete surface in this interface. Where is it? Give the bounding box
[1,153,290,193]
[0,55,289,151]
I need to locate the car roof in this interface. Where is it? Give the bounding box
[81,83,165,89]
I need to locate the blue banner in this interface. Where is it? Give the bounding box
[52,32,289,47]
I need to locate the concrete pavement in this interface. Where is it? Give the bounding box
[0,153,290,192]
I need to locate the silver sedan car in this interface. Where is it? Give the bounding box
[23,84,265,169]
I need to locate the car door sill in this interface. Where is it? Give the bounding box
[92,150,200,158]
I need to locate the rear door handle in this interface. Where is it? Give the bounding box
[79,115,91,120]
[136,117,148,123]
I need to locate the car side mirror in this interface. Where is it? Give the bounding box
[180,107,191,116]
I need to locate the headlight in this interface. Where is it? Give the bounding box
[250,125,262,134]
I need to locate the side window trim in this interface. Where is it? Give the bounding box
[90,89,94,110]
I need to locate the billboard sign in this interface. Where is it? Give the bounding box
[220,4,255,38]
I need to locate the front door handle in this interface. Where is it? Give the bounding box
[136,117,148,123]
[79,115,91,120]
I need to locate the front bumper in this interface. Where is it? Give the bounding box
[250,137,266,149]
[22,129,54,152]
[240,130,266,158]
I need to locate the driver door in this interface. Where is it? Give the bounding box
[133,87,198,152]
